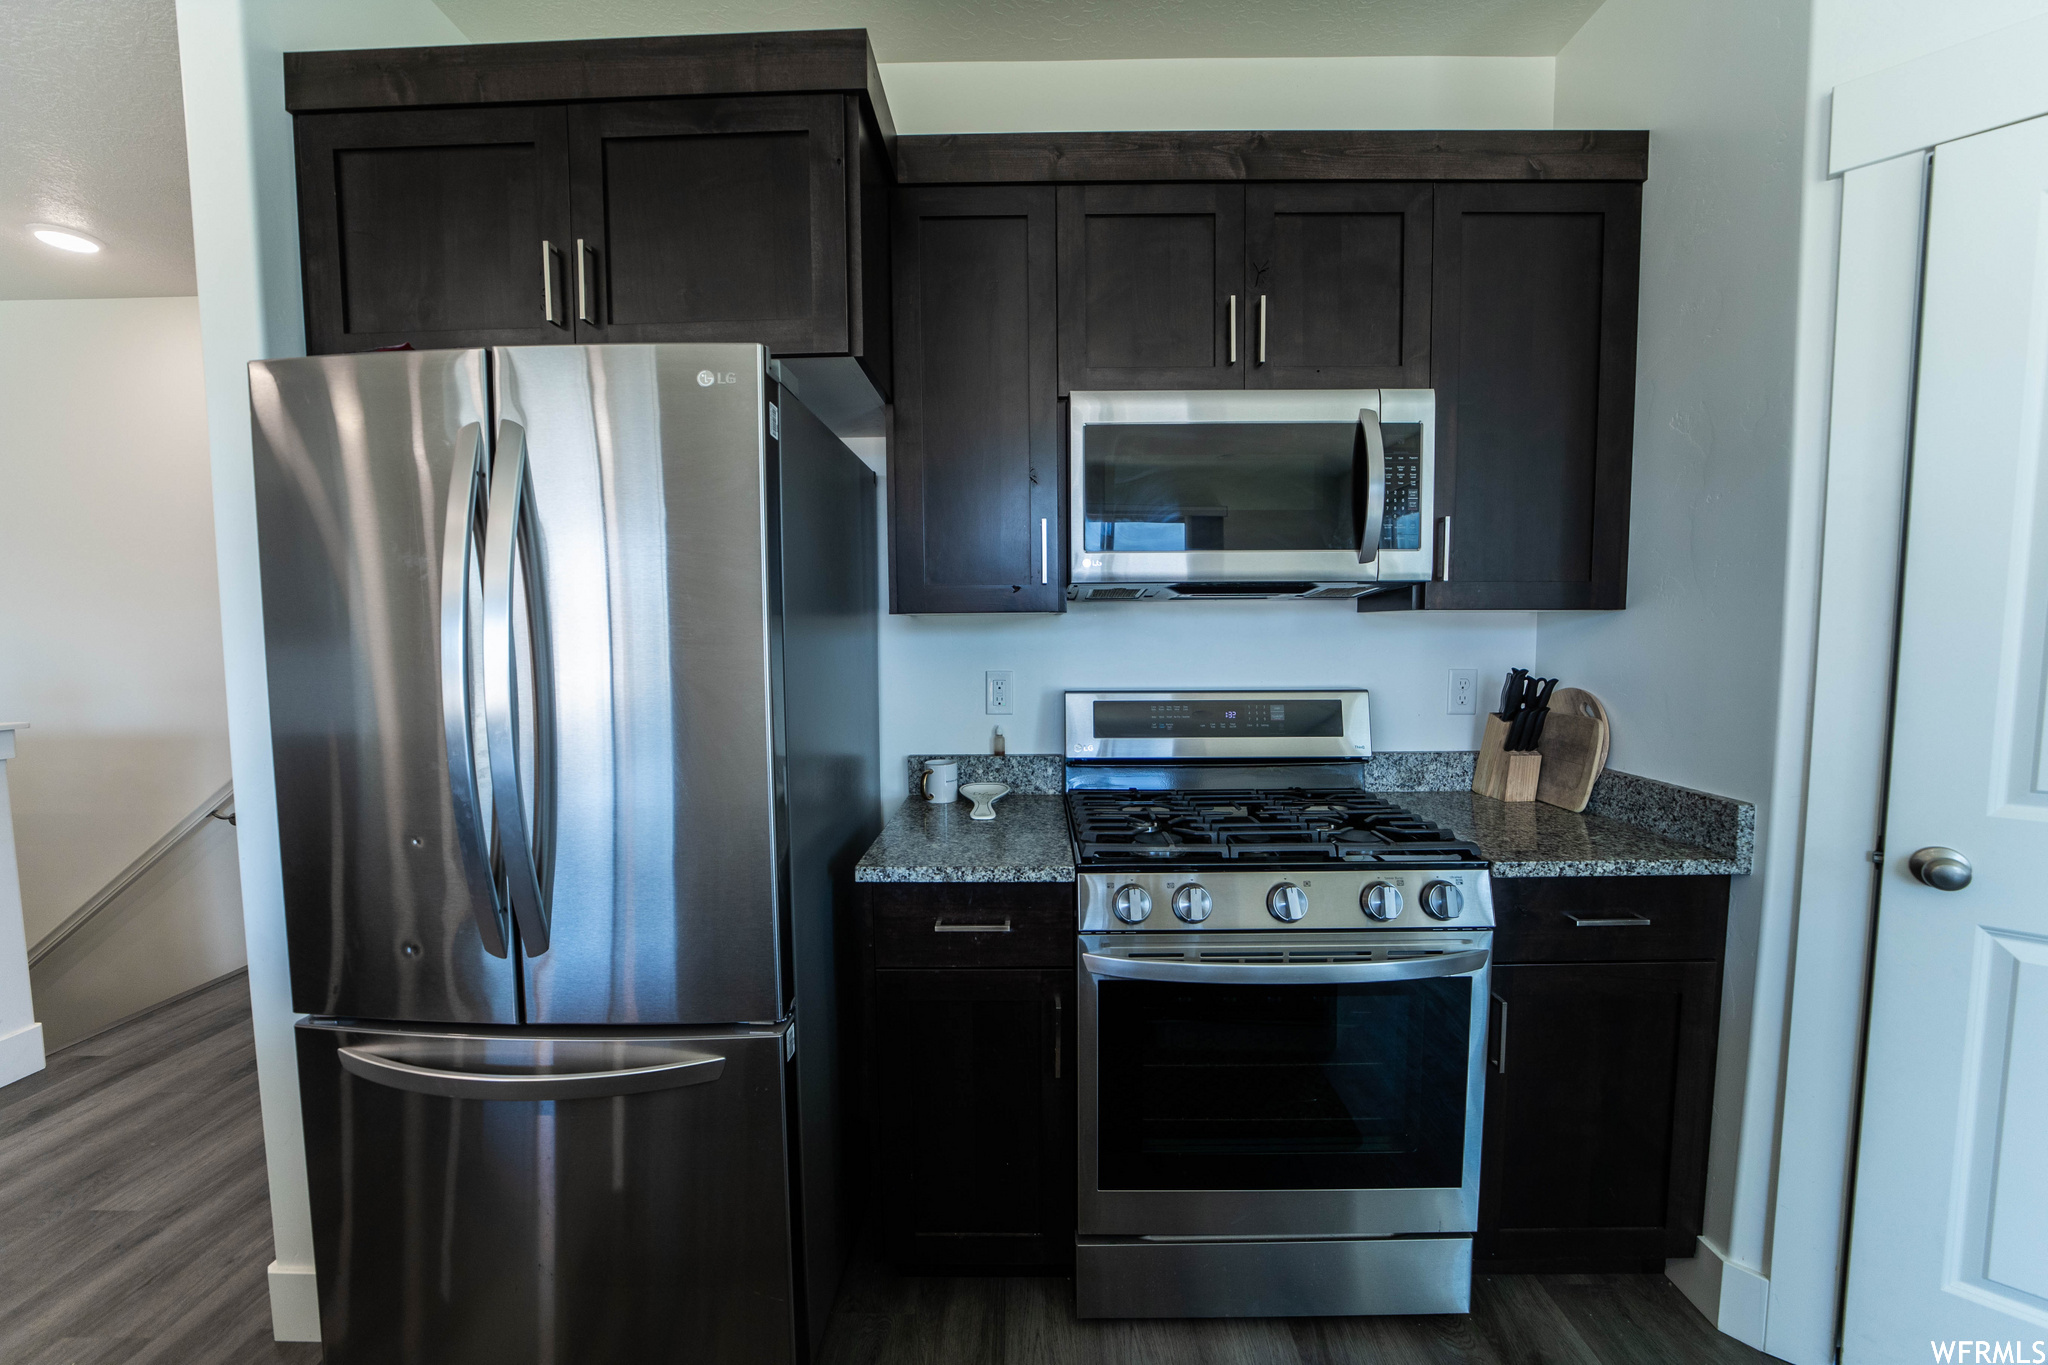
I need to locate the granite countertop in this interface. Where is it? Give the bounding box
[855,794,1075,883]
[1390,790,1745,878]
[860,753,1753,883]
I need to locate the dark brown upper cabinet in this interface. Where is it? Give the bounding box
[1427,182,1641,611]
[287,34,894,393]
[567,95,855,359]
[1244,183,1430,389]
[1057,184,1246,392]
[891,186,1062,614]
[296,105,576,354]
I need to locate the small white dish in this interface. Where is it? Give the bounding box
[960,782,1010,820]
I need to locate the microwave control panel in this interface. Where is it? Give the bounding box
[1380,422,1424,552]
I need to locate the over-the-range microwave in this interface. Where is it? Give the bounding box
[1067,389,1436,602]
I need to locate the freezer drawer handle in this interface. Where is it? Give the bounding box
[337,1045,725,1102]
[1082,948,1487,985]
[440,422,508,957]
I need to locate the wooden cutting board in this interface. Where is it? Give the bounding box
[1535,688,1610,812]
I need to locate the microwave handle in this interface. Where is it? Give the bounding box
[1356,407,1385,564]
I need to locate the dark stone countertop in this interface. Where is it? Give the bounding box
[1391,790,1744,878]
[854,794,1075,883]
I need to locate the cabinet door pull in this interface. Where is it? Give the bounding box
[1434,515,1453,581]
[1490,992,1508,1073]
[1041,517,1049,585]
[1052,992,1063,1079]
[1228,294,1238,364]
[541,241,560,326]
[1564,911,1654,927]
[933,919,1012,933]
[575,238,595,324]
[1258,294,1268,364]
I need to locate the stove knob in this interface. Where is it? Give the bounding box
[1112,884,1153,924]
[1421,881,1465,921]
[1172,885,1213,923]
[1267,882,1309,923]
[1361,882,1404,921]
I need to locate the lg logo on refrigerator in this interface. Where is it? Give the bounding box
[697,369,739,387]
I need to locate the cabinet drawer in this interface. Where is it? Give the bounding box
[868,883,1075,968]
[1492,876,1728,964]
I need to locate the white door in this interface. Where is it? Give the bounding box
[1843,114,2048,1363]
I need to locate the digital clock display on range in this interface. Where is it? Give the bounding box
[1092,698,1344,738]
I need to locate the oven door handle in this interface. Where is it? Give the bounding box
[1081,949,1488,985]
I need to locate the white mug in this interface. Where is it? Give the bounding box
[921,760,959,804]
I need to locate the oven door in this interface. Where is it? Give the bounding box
[1068,389,1435,587]
[1078,931,1488,1239]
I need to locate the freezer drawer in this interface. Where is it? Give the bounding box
[297,1020,798,1365]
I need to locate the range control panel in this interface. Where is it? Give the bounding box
[1078,868,1494,933]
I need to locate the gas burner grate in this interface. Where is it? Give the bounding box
[1067,788,1484,867]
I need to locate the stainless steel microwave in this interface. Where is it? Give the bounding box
[1067,389,1436,602]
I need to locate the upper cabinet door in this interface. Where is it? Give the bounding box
[1244,183,1431,389]
[567,95,849,354]
[891,186,1062,614]
[1057,184,1246,392]
[1427,182,1641,610]
[296,106,575,354]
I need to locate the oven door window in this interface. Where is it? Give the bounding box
[1096,976,1469,1191]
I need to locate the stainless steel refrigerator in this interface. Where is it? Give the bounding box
[249,343,879,1364]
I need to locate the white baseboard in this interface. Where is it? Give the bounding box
[0,1020,46,1089]
[1668,1237,1771,1351]
[268,1260,321,1342]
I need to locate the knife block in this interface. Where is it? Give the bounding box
[1472,714,1542,802]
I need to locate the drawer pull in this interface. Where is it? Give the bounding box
[934,919,1012,933]
[1565,912,1653,927]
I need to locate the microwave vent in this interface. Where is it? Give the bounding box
[1303,586,1371,599]
[1078,586,1149,601]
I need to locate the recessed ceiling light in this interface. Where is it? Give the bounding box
[28,224,103,254]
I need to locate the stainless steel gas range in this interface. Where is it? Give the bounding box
[1066,690,1493,1320]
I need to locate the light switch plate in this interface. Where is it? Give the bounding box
[1448,669,1479,715]
[986,670,1014,715]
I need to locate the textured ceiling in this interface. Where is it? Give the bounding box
[0,0,194,299]
[430,0,1607,61]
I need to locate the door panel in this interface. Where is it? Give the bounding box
[297,1022,796,1365]
[1246,183,1431,388]
[492,344,784,1025]
[1845,115,2048,1359]
[1478,961,1718,1268]
[296,107,574,353]
[891,186,1063,613]
[872,968,1072,1269]
[251,351,516,1023]
[1427,182,1639,610]
[568,96,848,352]
[1059,184,1245,391]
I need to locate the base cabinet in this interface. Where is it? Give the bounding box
[859,883,1076,1271]
[1477,876,1727,1272]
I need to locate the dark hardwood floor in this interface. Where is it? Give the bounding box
[0,972,1775,1365]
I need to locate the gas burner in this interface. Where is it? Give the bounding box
[1067,786,1485,869]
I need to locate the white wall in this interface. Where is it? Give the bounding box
[172,0,470,1341]
[0,297,230,944]
[880,56,1554,133]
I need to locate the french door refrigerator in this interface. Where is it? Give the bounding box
[249,344,879,1364]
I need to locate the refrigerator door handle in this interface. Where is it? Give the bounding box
[440,423,508,957]
[483,418,554,955]
[337,1043,725,1101]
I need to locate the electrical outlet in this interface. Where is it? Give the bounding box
[986,670,1014,715]
[1448,668,1479,715]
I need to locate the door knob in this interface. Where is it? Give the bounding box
[1908,846,1973,891]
